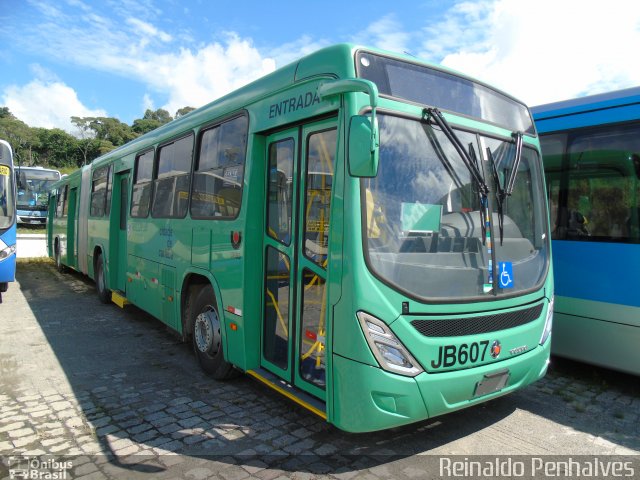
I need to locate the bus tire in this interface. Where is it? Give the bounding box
[190,285,236,380]
[0,282,7,293]
[95,254,110,304]
[54,241,65,272]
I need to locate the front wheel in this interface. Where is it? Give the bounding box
[190,285,236,380]
[95,254,110,304]
[0,282,7,293]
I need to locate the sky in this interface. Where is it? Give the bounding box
[1,0,639,134]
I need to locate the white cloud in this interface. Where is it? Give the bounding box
[15,0,638,122]
[351,14,411,53]
[128,35,278,116]
[11,4,309,118]
[419,0,640,106]
[142,93,155,112]
[268,36,330,68]
[28,63,60,83]
[1,80,107,131]
[127,17,172,44]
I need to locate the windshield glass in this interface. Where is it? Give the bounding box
[0,163,14,230]
[15,169,60,208]
[363,113,549,301]
[357,51,535,134]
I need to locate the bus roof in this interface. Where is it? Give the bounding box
[531,86,640,120]
[15,165,60,171]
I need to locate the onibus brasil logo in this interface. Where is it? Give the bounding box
[4,456,73,480]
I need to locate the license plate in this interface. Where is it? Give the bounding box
[474,369,509,397]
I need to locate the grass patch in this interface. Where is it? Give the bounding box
[16,257,53,265]
[17,226,47,234]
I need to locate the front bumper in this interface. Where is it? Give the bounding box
[331,340,550,432]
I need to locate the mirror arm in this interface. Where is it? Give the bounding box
[318,79,379,152]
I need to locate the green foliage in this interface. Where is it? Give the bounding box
[175,106,196,118]
[132,108,173,135]
[0,105,191,170]
[34,128,81,167]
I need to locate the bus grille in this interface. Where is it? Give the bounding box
[410,303,543,337]
[18,204,46,212]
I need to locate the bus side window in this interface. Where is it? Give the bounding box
[56,187,66,218]
[131,150,154,218]
[151,134,193,218]
[90,166,109,217]
[191,115,248,219]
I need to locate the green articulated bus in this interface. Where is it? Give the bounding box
[48,44,553,432]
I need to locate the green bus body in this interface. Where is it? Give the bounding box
[48,44,553,432]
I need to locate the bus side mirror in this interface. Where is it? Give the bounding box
[349,115,379,178]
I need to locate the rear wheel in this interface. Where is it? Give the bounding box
[190,285,236,380]
[54,240,65,272]
[95,254,110,304]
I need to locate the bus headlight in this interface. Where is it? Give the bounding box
[357,311,423,377]
[539,296,554,345]
[0,239,16,261]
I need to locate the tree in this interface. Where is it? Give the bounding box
[175,106,196,118]
[71,116,99,166]
[0,112,36,166]
[34,128,80,168]
[132,108,173,135]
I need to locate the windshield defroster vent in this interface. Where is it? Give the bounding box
[410,303,543,338]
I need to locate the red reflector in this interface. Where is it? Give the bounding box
[305,330,317,341]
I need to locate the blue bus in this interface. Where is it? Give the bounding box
[532,87,640,375]
[0,140,17,303]
[15,166,61,225]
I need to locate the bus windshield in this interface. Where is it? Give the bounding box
[357,51,534,135]
[0,162,14,230]
[15,168,60,209]
[363,113,549,301]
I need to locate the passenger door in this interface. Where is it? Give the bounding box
[261,119,337,401]
[111,170,130,293]
[66,187,77,269]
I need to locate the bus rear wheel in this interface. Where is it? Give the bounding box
[190,285,236,380]
[54,241,65,272]
[95,254,110,304]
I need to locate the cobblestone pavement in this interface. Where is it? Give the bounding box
[1,262,639,479]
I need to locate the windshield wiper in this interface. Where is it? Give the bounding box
[488,148,505,245]
[424,107,492,241]
[424,108,489,196]
[488,131,523,246]
[505,131,523,196]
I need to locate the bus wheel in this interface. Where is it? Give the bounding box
[95,254,110,304]
[0,282,7,293]
[55,242,65,272]
[191,285,236,380]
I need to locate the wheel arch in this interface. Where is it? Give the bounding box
[180,268,225,343]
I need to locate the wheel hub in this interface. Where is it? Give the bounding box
[194,307,221,356]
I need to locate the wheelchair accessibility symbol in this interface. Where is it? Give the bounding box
[499,262,514,288]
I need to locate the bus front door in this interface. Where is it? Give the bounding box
[262,119,337,402]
